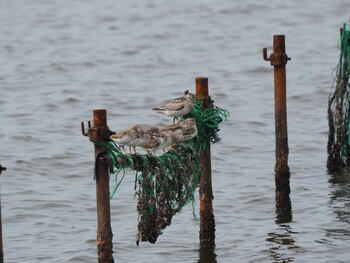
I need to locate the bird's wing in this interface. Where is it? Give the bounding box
[153,96,186,111]
[165,99,185,110]
[160,123,181,131]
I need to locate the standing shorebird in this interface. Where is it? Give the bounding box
[136,126,164,155]
[152,91,195,120]
[110,124,144,153]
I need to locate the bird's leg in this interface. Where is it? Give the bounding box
[120,145,126,154]
[110,140,121,151]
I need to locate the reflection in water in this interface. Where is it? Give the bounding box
[327,170,350,239]
[266,226,295,263]
[266,210,305,262]
[197,249,218,263]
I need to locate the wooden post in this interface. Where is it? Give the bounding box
[263,35,292,214]
[196,77,215,249]
[89,109,114,263]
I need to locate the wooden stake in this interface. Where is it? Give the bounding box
[196,77,216,249]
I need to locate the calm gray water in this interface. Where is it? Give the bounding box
[1,0,350,262]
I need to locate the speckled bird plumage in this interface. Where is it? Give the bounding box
[152,93,195,118]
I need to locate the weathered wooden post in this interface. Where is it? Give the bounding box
[196,77,216,249]
[89,109,114,263]
[263,35,292,214]
[0,164,6,263]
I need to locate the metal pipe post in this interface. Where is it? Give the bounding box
[0,190,3,263]
[195,77,216,249]
[90,109,114,263]
[263,35,292,213]
[0,165,6,263]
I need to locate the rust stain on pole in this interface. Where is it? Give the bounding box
[196,77,216,249]
[263,36,292,214]
[90,109,114,263]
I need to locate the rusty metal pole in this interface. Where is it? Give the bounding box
[89,109,114,263]
[263,35,292,214]
[0,188,3,263]
[196,77,215,249]
[0,165,6,263]
[0,193,3,263]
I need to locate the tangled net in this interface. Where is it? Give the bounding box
[328,23,350,171]
[89,98,229,244]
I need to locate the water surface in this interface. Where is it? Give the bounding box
[1,0,350,262]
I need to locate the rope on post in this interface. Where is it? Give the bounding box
[327,23,350,171]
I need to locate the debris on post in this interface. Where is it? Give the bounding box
[263,35,292,214]
[327,23,350,171]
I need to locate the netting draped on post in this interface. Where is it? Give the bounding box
[88,98,229,244]
[327,23,350,171]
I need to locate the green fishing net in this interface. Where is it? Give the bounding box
[328,23,350,171]
[89,97,229,244]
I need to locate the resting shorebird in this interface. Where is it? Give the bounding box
[136,126,164,155]
[152,91,195,120]
[177,118,198,141]
[158,129,184,152]
[160,118,198,141]
[110,124,144,153]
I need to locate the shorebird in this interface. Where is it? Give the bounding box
[179,118,198,141]
[136,126,164,155]
[160,118,198,141]
[158,129,184,152]
[110,124,144,153]
[152,91,195,120]
[126,132,146,154]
